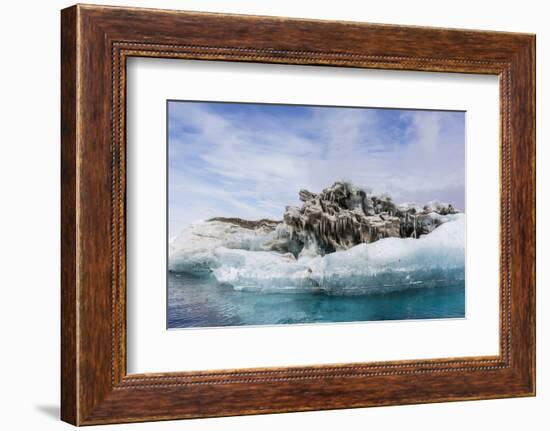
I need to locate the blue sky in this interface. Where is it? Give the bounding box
[168,101,465,237]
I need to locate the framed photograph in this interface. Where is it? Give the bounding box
[61,4,536,425]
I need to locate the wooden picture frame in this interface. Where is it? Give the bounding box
[61,4,535,425]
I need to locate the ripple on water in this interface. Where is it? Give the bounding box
[167,272,465,329]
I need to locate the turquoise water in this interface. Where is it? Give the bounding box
[167,272,465,328]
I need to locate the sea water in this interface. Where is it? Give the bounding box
[167,272,465,328]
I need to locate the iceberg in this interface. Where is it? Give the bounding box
[170,213,464,295]
[169,182,464,294]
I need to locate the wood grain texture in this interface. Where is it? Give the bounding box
[60,5,78,425]
[60,4,536,425]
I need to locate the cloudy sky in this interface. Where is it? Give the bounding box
[168,101,465,237]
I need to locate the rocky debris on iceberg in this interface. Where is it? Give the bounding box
[280,181,458,257]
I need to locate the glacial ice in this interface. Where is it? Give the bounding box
[168,220,277,274]
[170,213,465,294]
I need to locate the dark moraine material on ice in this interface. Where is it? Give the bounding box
[275,181,459,257]
[207,217,281,231]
